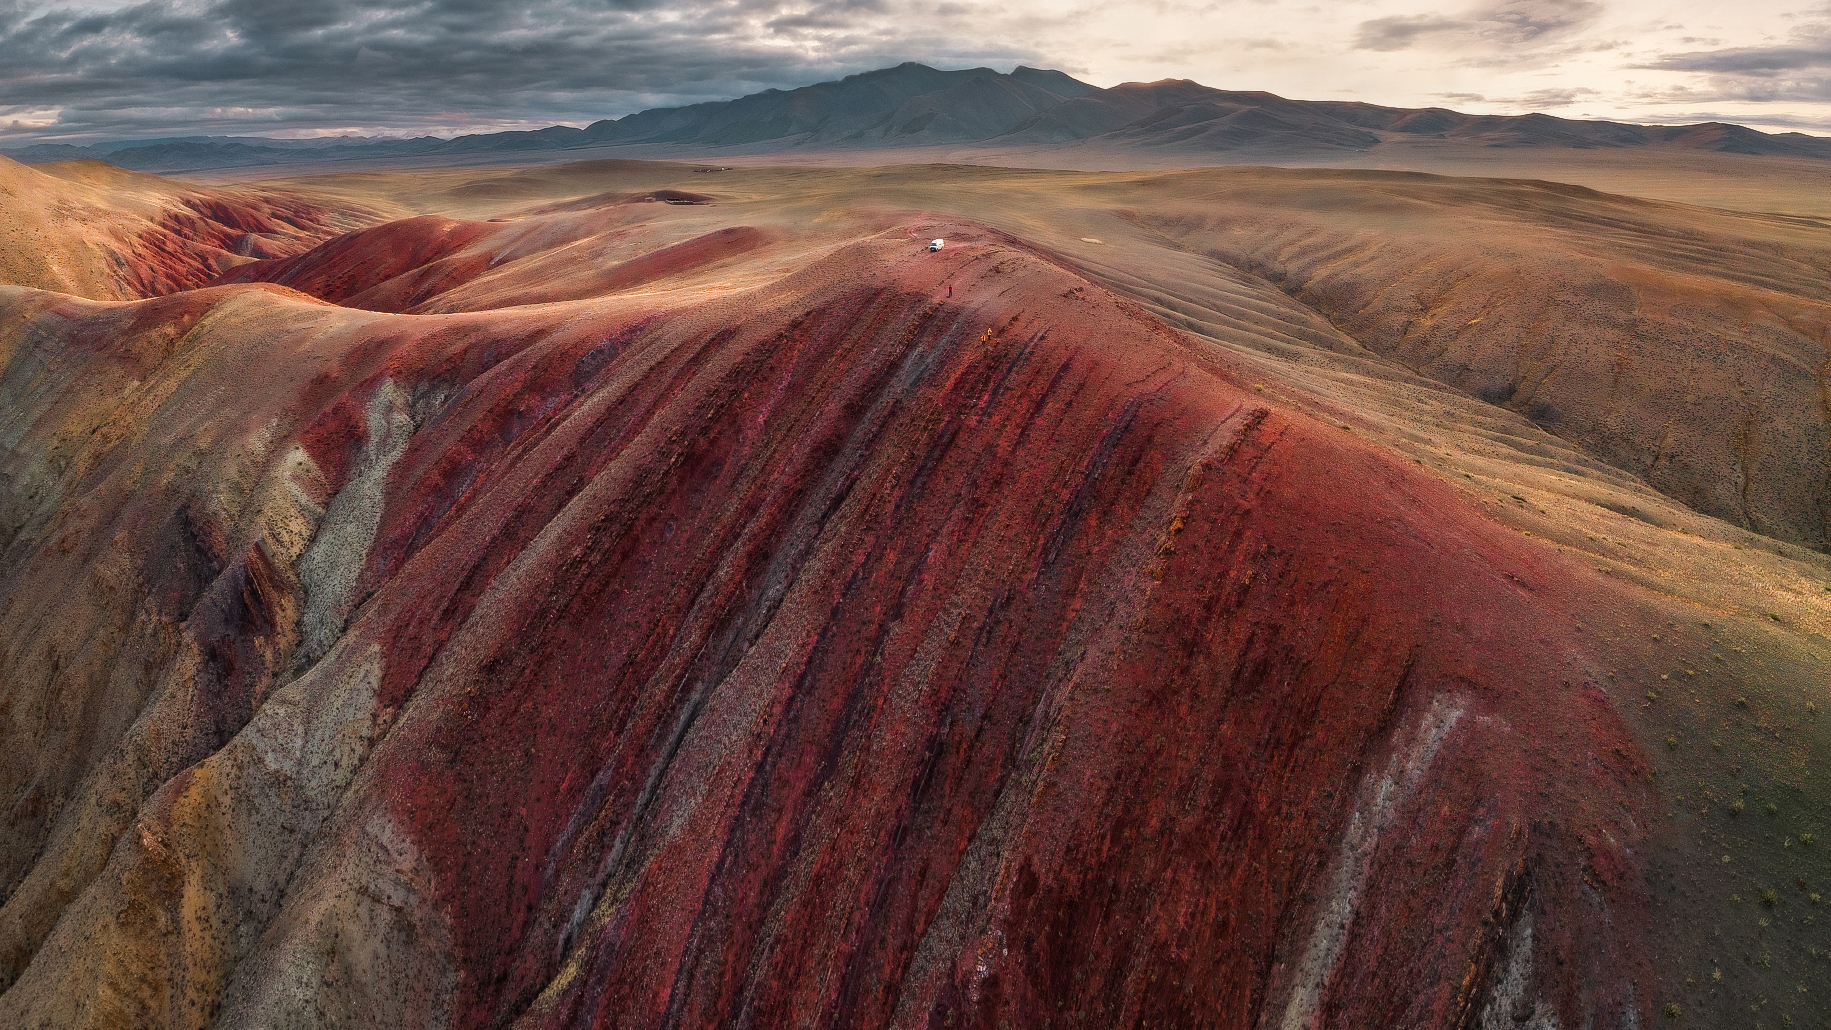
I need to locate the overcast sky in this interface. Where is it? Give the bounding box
[2,0,1828,143]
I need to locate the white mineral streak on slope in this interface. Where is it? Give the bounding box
[298,379,414,667]
[216,803,458,1030]
[0,642,387,1029]
[1271,694,1467,1030]
[1476,909,1558,1030]
[0,410,335,1020]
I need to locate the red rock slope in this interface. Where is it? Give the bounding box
[0,156,375,300]
[0,216,1694,1029]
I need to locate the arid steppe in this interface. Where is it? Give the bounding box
[1,151,1827,1029]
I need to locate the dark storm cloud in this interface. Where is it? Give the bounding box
[1433,85,1596,108]
[1647,46,1831,75]
[1354,0,1601,54]
[0,0,1039,141]
[1355,14,1463,51]
[1636,9,1831,104]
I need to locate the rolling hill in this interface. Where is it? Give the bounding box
[0,157,1826,1029]
[0,155,377,298]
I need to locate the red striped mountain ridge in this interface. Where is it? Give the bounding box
[0,146,1827,1028]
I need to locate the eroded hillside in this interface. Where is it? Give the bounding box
[1,161,1826,1029]
[0,156,382,300]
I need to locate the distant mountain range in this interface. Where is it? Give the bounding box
[10,62,1831,173]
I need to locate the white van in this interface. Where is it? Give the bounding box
[929,239,944,252]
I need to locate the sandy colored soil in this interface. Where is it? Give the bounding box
[0,157,379,300]
[185,140,1831,222]
[236,159,1831,552]
[0,156,1826,1029]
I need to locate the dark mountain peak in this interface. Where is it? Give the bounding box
[842,61,935,79]
[579,63,1100,149]
[9,63,1829,174]
[1101,79,1228,104]
[829,61,996,90]
[1120,78,1214,91]
[1010,66,1101,98]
